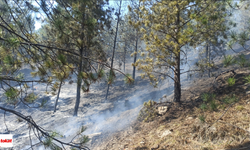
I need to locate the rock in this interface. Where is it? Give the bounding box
[160,130,172,138]
[140,141,145,146]
[151,144,159,150]
[187,117,193,120]
[158,106,168,115]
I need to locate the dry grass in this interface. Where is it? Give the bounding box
[93,68,250,150]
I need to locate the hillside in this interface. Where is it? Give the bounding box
[91,55,250,150]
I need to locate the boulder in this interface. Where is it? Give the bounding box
[157,106,168,115]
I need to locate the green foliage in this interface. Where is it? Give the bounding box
[107,70,116,85]
[138,100,157,122]
[222,55,236,67]
[57,53,67,65]
[199,115,206,123]
[124,73,134,85]
[79,126,87,134]
[24,92,37,103]
[79,135,90,145]
[43,131,62,149]
[200,103,207,110]
[244,75,250,84]
[3,55,14,66]
[6,37,20,47]
[200,92,218,111]
[227,77,236,86]
[5,87,19,104]
[40,99,48,108]
[209,100,218,111]
[236,54,248,67]
[223,94,238,104]
[97,69,105,79]
[201,93,210,102]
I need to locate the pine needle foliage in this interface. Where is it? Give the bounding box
[128,0,231,102]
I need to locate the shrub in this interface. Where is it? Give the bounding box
[24,93,37,103]
[200,103,207,110]
[236,54,248,67]
[209,100,218,111]
[222,55,236,67]
[201,93,210,102]
[223,94,238,104]
[199,115,206,123]
[244,75,250,84]
[227,77,236,86]
[138,100,157,122]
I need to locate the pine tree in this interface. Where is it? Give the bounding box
[129,0,231,102]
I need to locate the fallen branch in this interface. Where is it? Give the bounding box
[0,106,90,150]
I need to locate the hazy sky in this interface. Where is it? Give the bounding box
[33,0,130,31]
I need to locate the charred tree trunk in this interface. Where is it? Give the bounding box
[173,54,181,102]
[54,80,63,113]
[124,42,126,72]
[205,42,211,77]
[73,49,83,116]
[132,39,138,80]
[105,0,122,100]
[173,3,181,103]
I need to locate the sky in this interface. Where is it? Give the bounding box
[33,0,130,31]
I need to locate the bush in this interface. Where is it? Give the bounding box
[201,93,210,102]
[227,77,236,87]
[244,75,250,84]
[200,103,207,110]
[209,100,218,111]
[222,55,236,67]
[24,93,37,103]
[236,54,248,67]
[223,94,238,104]
[199,115,206,123]
[138,100,157,122]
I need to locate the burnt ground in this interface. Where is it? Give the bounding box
[90,59,250,150]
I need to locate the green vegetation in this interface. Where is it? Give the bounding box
[199,115,206,123]
[24,93,38,103]
[236,54,248,67]
[200,103,207,110]
[4,88,19,105]
[227,77,236,87]
[124,73,134,85]
[138,100,157,122]
[222,55,236,67]
[223,94,238,104]
[244,75,250,84]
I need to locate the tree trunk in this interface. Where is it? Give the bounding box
[73,49,83,116]
[54,80,62,113]
[105,0,122,100]
[173,53,181,102]
[124,42,126,72]
[205,42,211,77]
[208,43,211,77]
[132,39,138,80]
[173,3,181,103]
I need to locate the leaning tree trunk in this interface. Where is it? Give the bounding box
[54,80,63,113]
[73,49,83,116]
